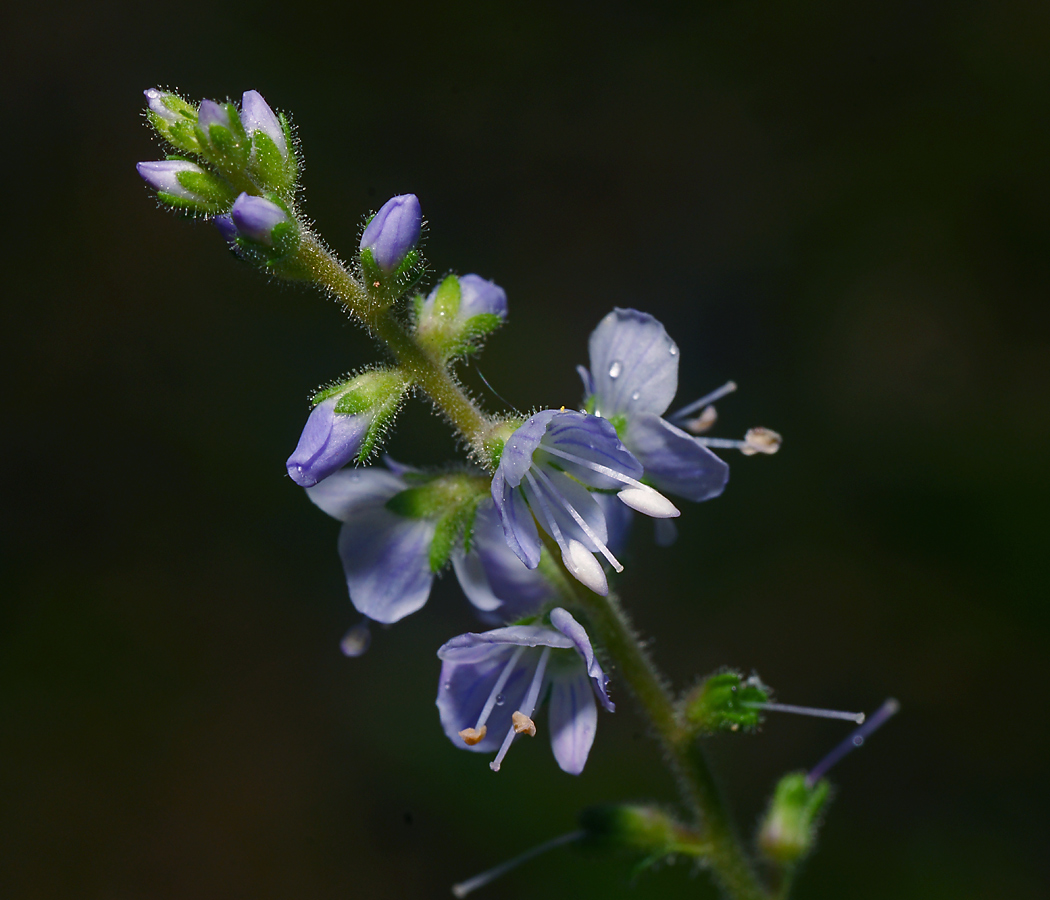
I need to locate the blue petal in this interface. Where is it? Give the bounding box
[492,467,542,569]
[540,411,643,490]
[576,364,594,398]
[522,468,608,552]
[337,508,436,624]
[287,397,369,487]
[548,675,598,775]
[593,492,634,557]
[625,413,729,503]
[497,410,557,489]
[451,500,555,622]
[305,467,406,522]
[436,645,538,754]
[587,308,680,418]
[438,625,575,661]
[550,608,615,712]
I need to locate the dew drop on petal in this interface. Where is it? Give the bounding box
[608,360,623,379]
[495,693,505,706]
[669,346,678,356]
[631,391,640,401]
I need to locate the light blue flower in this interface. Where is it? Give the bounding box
[305,465,554,627]
[492,410,678,595]
[436,607,614,774]
[579,308,730,507]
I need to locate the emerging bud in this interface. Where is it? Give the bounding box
[757,773,830,865]
[579,805,708,861]
[143,89,201,153]
[230,193,289,246]
[286,369,408,486]
[360,193,422,273]
[196,99,249,170]
[135,159,234,213]
[240,90,287,158]
[681,670,770,734]
[415,273,508,357]
[197,99,233,133]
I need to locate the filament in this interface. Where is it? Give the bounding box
[451,830,585,898]
[490,647,551,772]
[531,467,623,572]
[742,702,865,723]
[806,698,900,787]
[473,646,527,733]
[668,380,738,421]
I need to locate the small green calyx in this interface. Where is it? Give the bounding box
[308,369,409,463]
[146,92,201,153]
[431,274,461,318]
[682,670,769,735]
[384,473,490,572]
[579,805,708,867]
[249,130,294,194]
[758,773,830,865]
[361,248,426,311]
[481,418,522,472]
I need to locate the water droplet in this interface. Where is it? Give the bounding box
[852,735,865,747]
[443,682,451,691]
[495,693,506,706]
[669,346,678,356]
[608,360,623,379]
[631,391,640,401]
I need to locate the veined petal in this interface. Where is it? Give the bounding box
[337,509,436,624]
[304,467,406,522]
[492,467,542,569]
[451,500,554,622]
[287,397,370,487]
[587,308,679,418]
[548,675,598,775]
[539,411,643,489]
[522,468,608,553]
[550,607,615,711]
[438,625,575,661]
[497,410,557,488]
[437,645,539,753]
[625,413,729,503]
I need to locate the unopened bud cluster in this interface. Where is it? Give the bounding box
[682,670,770,734]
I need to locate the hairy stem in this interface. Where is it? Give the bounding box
[296,234,494,452]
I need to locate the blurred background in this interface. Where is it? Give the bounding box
[2,1,1048,897]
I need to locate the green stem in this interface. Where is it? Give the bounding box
[538,541,767,900]
[296,234,494,452]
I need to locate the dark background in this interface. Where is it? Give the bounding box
[3,1,1048,898]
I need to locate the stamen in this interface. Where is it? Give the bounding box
[339,617,371,657]
[742,701,866,724]
[806,698,900,788]
[491,647,551,772]
[523,471,569,553]
[740,427,781,456]
[684,404,718,435]
[617,485,680,518]
[472,646,527,734]
[669,380,738,422]
[451,830,585,898]
[531,467,624,572]
[512,711,537,736]
[539,444,649,491]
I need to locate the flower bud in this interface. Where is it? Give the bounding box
[143,89,201,153]
[230,193,288,246]
[758,773,830,865]
[579,805,707,861]
[196,99,249,169]
[360,194,422,273]
[286,370,408,486]
[197,99,233,133]
[240,90,287,158]
[681,670,769,734]
[136,159,235,213]
[415,273,508,357]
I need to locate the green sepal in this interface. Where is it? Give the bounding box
[147,93,201,152]
[579,805,709,861]
[249,131,292,194]
[480,418,522,472]
[206,122,249,169]
[758,773,831,865]
[278,113,299,184]
[361,247,426,310]
[385,473,488,520]
[447,312,504,356]
[174,169,236,208]
[681,670,769,735]
[428,497,482,573]
[431,274,462,319]
[605,413,628,439]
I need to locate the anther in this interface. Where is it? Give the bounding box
[684,405,718,435]
[512,711,537,736]
[741,427,782,456]
[459,726,488,746]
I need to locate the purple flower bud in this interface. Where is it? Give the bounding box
[213,214,239,248]
[197,99,232,132]
[286,396,371,487]
[143,88,178,124]
[458,274,508,320]
[230,193,288,246]
[240,90,287,158]
[136,160,206,201]
[360,194,422,272]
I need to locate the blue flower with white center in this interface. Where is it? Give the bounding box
[491,410,678,596]
[305,464,554,628]
[436,607,615,775]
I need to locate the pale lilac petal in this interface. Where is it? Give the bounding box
[540,412,642,490]
[458,274,508,319]
[304,467,406,521]
[436,647,539,753]
[548,676,598,775]
[587,308,679,418]
[576,364,595,398]
[451,500,554,621]
[198,99,231,132]
[240,89,287,156]
[625,413,729,503]
[492,467,542,568]
[360,194,422,272]
[136,160,202,200]
[438,625,574,660]
[337,508,435,624]
[286,397,369,487]
[550,608,615,711]
[522,468,607,553]
[231,193,288,245]
[497,410,556,488]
